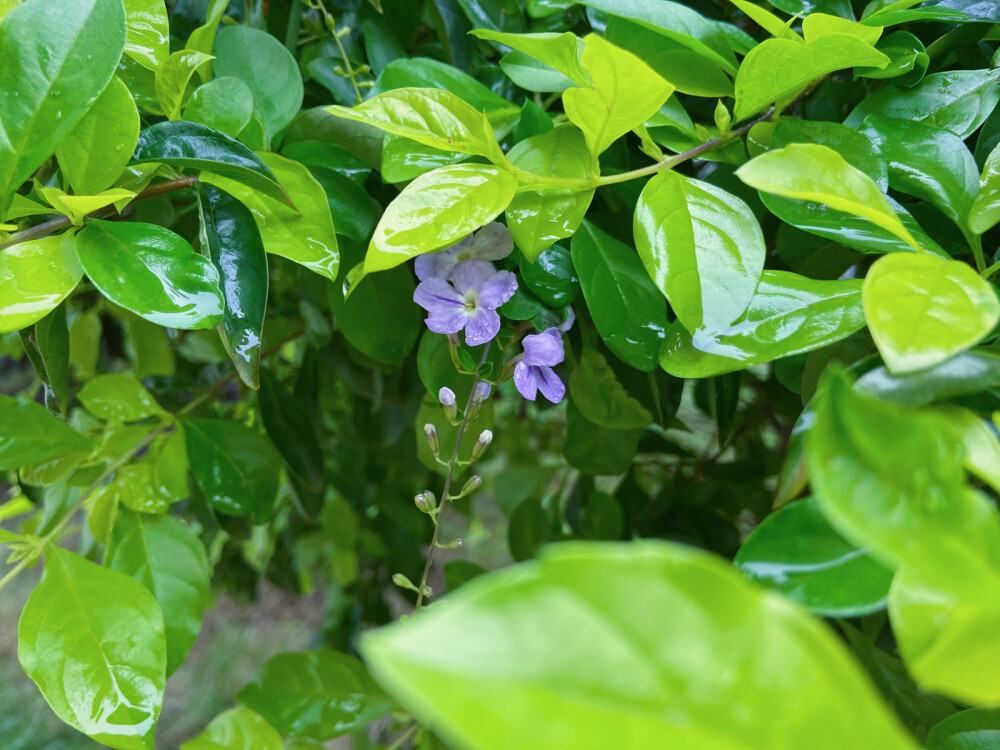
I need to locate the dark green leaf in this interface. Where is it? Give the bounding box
[0,395,92,471]
[259,368,325,493]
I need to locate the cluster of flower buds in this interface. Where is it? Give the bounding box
[414,491,436,514]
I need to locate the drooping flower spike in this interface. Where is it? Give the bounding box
[415,223,514,282]
[514,328,566,403]
[413,259,517,346]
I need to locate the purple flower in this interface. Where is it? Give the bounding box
[514,328,566,403]
[415,223,514,281]
[413,259,517,346]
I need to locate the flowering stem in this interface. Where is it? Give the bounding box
[414,343,492,612]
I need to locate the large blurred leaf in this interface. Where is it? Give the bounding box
[0,395,92,471]
[181,708,282,750]
[926,708,1000,749]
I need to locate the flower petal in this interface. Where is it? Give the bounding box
[465,222,514,262]
[556,306,576,333]
[415,247,459,281]
[414,277,463,315]
[535,365,565,403]
[450,259,497,295]
[465,307,501,346]
[425,308,469,335]
[522,330,564,367]
[514,361,538,400]
[478,269,518,310]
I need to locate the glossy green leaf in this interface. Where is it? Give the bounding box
[55,76,140,196]
[729,0,800,40]
[569,349,653,429]
[846,69,1000,139]
[75,220,224,330]
[564,34,675,161]
[18,547,166,750]
[661,271,865,377]
[185,0,227,66]
[635,171,765,334]
[362,541,920,750]
[181,708,282,750]
[506,126,594,261]
[969,140,1000,234]
[35,304,70,416]
[105,510,211,675]
[570,220,668,372]
[182,77,254,139]
[123,0,169,71]
[78,373,165,422]
[366,164,517,274]
[327,88,505,164]
[213,26,304,148]
[0,395,92,471]
[735,496,893,617]
[0,233,83,334]
[737,143,920,251]
[201,153,338,281]
[0,0,126,215]
[132,121,293,208]
[854,350,1000,406]
[519,244,579,307]
[155,49,213,121]
[926,708,1000,749]
[197,183,269,388]
[862,253,1000,374]
[856,30,928,84]
[38,186,135,225]
[734,36,888,121]
[259,368,324,492]
[183,417,281,522]
[237,650,393,740]
[470,30,588,85]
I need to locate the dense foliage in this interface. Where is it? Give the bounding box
[5,0,1000,746]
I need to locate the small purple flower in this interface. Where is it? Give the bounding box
[415,223,514,281]
[514,328,566,403]
[413,259,517,346]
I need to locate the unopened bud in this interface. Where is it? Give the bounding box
[459,475,482,497]
[392,573,418,592]
[336,25,352,38]
[414,491,436,513]
[424,423,439,457]
[470,429,493,461]
[333,65,345,76]
[438,538,464,550]
[467,382,491,420]
[439,387,457,422]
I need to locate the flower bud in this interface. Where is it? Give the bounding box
[438,538,464,550]
[459,474,482,497]
[423,423,439,457]
[470,429,493,461]
[438,387,457,422]
[392,573,418,592]
[414,491,436,513]
[467,382,491,420]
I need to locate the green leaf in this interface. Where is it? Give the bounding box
[213,26,304,148]
[182,417,281,522]
[570,220,668,372]
[734,36,888,121]
[737,143,920,251]
[660,271,865,377]
[201,153,339,281]
[77,373,165,422]
[735,496,893,617]
[563,34,675,161]
[729,0,801,41]
[197,183,269,388]
[366,164,517,274]
[0,0,126,215]
[969,140,1000,234]
[508,498,551,561]
[519,244,579,307]
[926,708,1000,749]
[105,510,211,675]
[362,541,921,750]
[181,708,282,750]
[564,402,642,475]
[0,395,92,470]
[18,547,166,750]
[469,30,588,86]
[55,76,140,196]
[185,0,227,66]
[182,77,255,139]
[862,253,1000,374]
[569,348,653,429]
[327,88,505,164]
[854,350,1000,407]
[132,120,294,208]
[802,12,883,44]
[506,126,594,262]
[0,233,83,334]
[35,304,70,416]
[75,220,225,330]
[846,69,1000,139]
[634,171,765,334]
[124,0,169,71]
[236,650,393,740]
[259,368,324,493]
[155,49,214,121]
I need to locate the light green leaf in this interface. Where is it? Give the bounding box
[0,395,92,471]
[366,164,517,274]
[155,49,214,121]
[75,220,224,330]
[38,187,136,225]
[564,34,675,161]
[77,373,165,422]
[0,0,126,215]
[0,233,82,333]
[737,143,920,251]
[362,541,920,750]
[56,76,140,196]
[182,77,254,138]
[469,30,588,85]
[237,650,394,740]
[634,171,765,334]
[926,707,1000,749]
[327,88,505,164]
[506,126,594,262]
[124,0,169,71]
[802,13,882,45]
[569,349,652,429]
[969,140,1000,234]
[18,547,166,750]
[181,708,282,750]
[185,0,227,66]
[201,153,338,281]
[734,35,888,121]
[660,271,865,377]
[106,510,211,675]
[728,0,800,41]
[863,253,1000,374]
